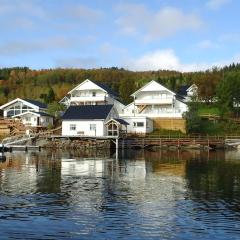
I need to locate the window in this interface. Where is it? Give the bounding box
[25,117,31,122]
[92,92,96,97]
[70,124,76,131]
[90,124,96,131]
[134,122,144,127]
[107,122,118,136]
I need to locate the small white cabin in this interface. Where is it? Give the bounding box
[14,111,53,128]
[121,116,153,134]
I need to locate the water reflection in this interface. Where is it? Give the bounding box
[0,149,240,239]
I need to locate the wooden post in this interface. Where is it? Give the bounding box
[116,138,119,160]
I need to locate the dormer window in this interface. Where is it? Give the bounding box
[92,92,96,97]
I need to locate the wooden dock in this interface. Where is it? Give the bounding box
[0,144,40,152]
[120,136,226,150]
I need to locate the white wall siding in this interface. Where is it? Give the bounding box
[62,120,105,136]
[19,113,53,127]
[121,117,153,134]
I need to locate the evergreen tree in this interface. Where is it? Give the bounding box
[184,97,202,134]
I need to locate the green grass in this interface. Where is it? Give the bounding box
[200,119,240,136]
[198,105,220,116]
[146,128,186,138]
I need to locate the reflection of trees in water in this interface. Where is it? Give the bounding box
[185,151,240,201]
[119,150,226,177]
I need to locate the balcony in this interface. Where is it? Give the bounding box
[135,98,173,105]
[70,95,106,103]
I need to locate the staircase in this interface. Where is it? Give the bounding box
[0,118,26,136]
[2,134,36,146]
[1,126,62,147]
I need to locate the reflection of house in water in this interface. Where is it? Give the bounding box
[61,158,106,177]
[0,151,62,194]
[225,149,240,160]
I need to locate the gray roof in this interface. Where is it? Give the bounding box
[24,99,47,109]
[38,111,53,117]
[113,118,129,125]
[177,85,191,97]
[62,105,113,120]
[92,81,119,97]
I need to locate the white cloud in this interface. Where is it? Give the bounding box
[206,0,231,10]
[65,4,104,22]
[116,4,203,41]
[100,42,128,56]
[123,49,238,72]
[197,40,220,49]
[0,37,87,55]
[0,1,104,30]
[198,40,213,49]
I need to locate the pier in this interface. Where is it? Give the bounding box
[121,136,226,149]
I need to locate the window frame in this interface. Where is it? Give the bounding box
[70,124,76,131]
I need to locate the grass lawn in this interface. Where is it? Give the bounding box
[198,105,220,116]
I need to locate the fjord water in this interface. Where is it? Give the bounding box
[0,149,240,239]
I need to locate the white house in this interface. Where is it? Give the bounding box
[119,80,188,133]
[59,79,125,114]
[121,80,188,118]
[0,98,48,118]
[177,84,198,102]
[62,105,128,137]
[0,98,53,128]
[14,111,53,127]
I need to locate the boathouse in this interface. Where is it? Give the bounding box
[61,105,128,137]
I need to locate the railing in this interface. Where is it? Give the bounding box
[135,98,173,105]
[70,96,106,102]
[1,126,62,146]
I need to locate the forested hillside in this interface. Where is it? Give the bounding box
[0,63,240,106]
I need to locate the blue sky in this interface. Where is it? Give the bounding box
[0,0,239,72]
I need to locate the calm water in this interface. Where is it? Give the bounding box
[0,149,240,239]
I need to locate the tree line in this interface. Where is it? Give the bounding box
[0,64,240,115]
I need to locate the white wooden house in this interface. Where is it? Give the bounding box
[119,80,188,133]
[59,79,125,114]
[61,105,128,137]
[14,111,53,127]
[121,80,188,118]
[0,98,53,128]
